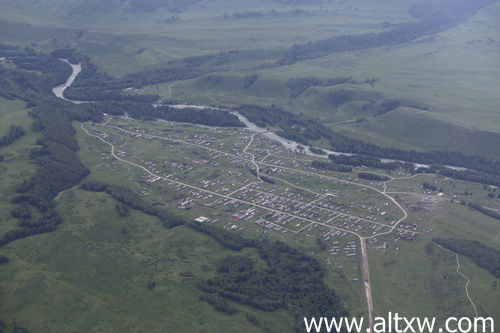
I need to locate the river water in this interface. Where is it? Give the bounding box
[52,59,82,102]
[54,59,468,171]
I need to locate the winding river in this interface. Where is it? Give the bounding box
[52,59,82,102]
[53,59,467,171]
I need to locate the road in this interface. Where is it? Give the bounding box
[360,237,374,329]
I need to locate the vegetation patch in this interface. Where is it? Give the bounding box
[357,172,390,181]
[198,240,347,330]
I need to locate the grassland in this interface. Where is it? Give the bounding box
[0,189,296,332]
[367,172,500,324]
[368,196,500,323]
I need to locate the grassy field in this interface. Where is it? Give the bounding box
[368,197,500,324]
[0,188,296,332]
[368,238,500,323]
[368,173,500,324]
[335,108,500,159]
[1,118,368,332]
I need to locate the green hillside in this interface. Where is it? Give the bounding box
[337,108,500,159]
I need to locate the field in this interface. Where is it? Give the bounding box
[1,0,500,331]
[1,189,297,332]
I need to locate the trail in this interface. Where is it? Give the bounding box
[243,133,262,182]
[360,237,374,329]
[439,245,478,317]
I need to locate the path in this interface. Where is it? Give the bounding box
[439,245,478,317]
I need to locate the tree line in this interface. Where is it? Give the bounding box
[0,125,25,148]
[357,172,390,181]
[431,166,500,187]
[12,54,72,87]
[328,154,413,171]
[279,0,498,65]
[79,180,186,229]
[465,202,500,220]
[0,43,36,58]
[186,221,257,251]
[433,238,500,278]
[88,101,244,127]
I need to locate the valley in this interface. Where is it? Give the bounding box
[0,0,499,332]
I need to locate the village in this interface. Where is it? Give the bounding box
[85,117,429,267]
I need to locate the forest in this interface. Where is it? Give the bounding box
[327,155,406,171]
[198,239,348,331]
[433,238,500,278]
[431,166,500,187]
[0,52,104,247]
[12,54,72,87]
[63,49,241,100]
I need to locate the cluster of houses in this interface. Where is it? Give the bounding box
[91,120,409,264]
